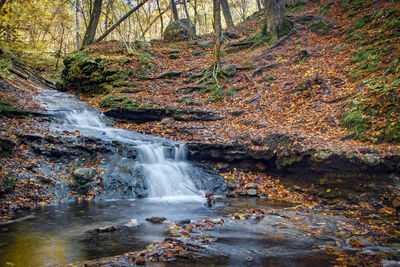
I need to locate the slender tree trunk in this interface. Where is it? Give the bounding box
[81,0,102,48]
[263,0,284,41]
[213,0,221,70]
[75,0,81,50]
[170,0,179,21]
[183,0,194,38]
[156,0,164,39]
[256,0,262,11]
[56,24,65,72]
[220,0,234,28]
[95,0,148,43]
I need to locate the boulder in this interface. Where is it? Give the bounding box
[136,41,152,49]
[220,64,237,77]
[197,40,213,49]
[0,138,16,158]
[73,168,96,185]
[164,18,195,42]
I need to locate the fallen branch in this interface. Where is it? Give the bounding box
[251,63,277,78]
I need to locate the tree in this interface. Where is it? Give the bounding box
[170,0,179,21]
[263,0,284,41]
[95,0,148,43]
[213,0,221,70]
[220,0,234,28]
[81,0,103,49]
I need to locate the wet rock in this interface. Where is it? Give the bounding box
[177,219,191,226]
[197,40,213,49]
[0,138,16,158]
[220,64,237,77]
[381,260,400,267]
[246,189,258,197]
[164,18,195,42]
[73,168,96,184]
[146,216,166,223]
[245,183,258,190]
[125,219,139,227]
[95,225,118,233]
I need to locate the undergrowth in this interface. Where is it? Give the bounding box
[341,3,400,143]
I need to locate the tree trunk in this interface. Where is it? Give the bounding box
[156,0,164,39]
[75,0,80,50]
[220,0,234,28]
[213,0,221,70]
[0,0,6,11]
[95,0,148,43]
[170,0,179,21]
[256,0,262,11]
[81,0,102,49]
[183,0,194,38]
[263,0,284,41]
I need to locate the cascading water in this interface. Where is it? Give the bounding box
[38,90,202,200]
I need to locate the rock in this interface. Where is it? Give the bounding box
[146,216,166,223]
[381,260,400,267]
[169,53,179,59]
[136,41,152,49]
[0,138,16,158]
[220,64,237,77]
[164,18,195,42]
[165,49,180,54]
[246,189,258,197]
[177,219,191,226]
[192,50,204,57]
[245,183,258,189]
[95,225,118,233]
[392,196,400,208]
[197,40,213,49]
[230,110,244,116]
[125,219,139,227]
[73,168,96,185]
[223,32,240,39]
[161,118,173,125]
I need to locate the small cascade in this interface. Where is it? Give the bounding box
[38,90,202,200]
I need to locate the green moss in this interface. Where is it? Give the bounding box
[310,20,332,34]
[0,58,13,80]
[114,88,141,94]
[0,101,31,117]
[99,95,127,109]
[279,18,294,37]
[0,174,16,194]
[318,2,333,15]
[286,0,307,12]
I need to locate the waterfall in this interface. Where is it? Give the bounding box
[38,90,201,200]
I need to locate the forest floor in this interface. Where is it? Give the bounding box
[0,0,400,266]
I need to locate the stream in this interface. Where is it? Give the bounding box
[0,90,335,266]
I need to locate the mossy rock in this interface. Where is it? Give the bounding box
[310,20,332,34]
[99,95,127,109]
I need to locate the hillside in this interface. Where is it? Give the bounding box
[61,0,400,156]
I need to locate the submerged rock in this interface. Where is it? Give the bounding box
[146,216,166,223]
[95,225,118,233]
[125,219,139,227]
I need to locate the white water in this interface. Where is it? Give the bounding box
[38,90,201,200]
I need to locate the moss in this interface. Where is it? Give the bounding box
[0,174,16,194]
[286,0,307,12]
[278,18,294,37]
[0,101,31,117]
[310,20,332,34]
[318,2,333,15]
[114,88,141,94]
[99,95,127,109]
[120,99,138,110]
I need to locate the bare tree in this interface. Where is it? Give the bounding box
[156,0,164,39]
[95,0,148,43]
